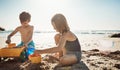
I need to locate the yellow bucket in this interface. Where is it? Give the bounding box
[0,47,25,57]
[7,43,16,48]
[29,54,41,63]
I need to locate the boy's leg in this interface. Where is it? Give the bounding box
[17,42,24,47]
[17,42,26,62]
[20,50,26,62]
[25,47,35,58]
[26,41,35,58]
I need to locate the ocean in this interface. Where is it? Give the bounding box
[0,30,120,51]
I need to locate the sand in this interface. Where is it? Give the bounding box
[0,49,120,70]
[0,37,120,70]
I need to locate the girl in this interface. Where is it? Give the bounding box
[35,14,81,66]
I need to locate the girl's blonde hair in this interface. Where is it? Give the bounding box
[51,14,70,34]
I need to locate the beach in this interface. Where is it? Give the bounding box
[0,31,120,70]
[0,49,120,70]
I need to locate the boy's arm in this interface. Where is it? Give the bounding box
[7,27,19,40]
[6,27,19,44]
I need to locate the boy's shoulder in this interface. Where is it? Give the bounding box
[28,25,34,29]
[29,25,34,28]
[16,26,22,30]
[16,25,34,30]
[18,25,33,28]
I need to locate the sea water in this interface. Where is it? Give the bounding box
[0,30,120,51]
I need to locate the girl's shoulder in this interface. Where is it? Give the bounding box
[64,31,77,41]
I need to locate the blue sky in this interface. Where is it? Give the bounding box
[0,0,120,31]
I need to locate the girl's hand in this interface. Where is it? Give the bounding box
[34,50,41,54]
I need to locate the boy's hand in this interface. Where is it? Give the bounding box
[6,39,11,44]
[23,44,28,49]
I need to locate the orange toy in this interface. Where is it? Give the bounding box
[7,43,16,48]
[29,54,41,63]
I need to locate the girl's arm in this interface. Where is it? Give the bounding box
[35,47,61,54]
[35,35,66,54]
[54,33,61,45]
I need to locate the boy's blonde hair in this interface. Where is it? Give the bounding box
[19,11,31,23]
[51,14,70,34]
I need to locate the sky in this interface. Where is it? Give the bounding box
[0,0,120,31]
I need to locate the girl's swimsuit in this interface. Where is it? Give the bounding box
[64,38,81,63]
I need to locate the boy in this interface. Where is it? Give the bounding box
[6,11,35,60]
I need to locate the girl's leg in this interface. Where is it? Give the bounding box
[54,34,63,58]
[59,54,78,66]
